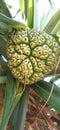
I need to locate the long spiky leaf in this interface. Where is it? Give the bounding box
[10,86,30,130]
[0,0,11,17]
[27,0,34,28]
[0,71,15,130]
[19,0,25,14]
[0,12,28,31]
[44,9,60,33]
[0,71,24,130]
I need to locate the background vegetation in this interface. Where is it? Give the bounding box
[0,0,60,130]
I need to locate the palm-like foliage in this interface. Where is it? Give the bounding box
[0,0,60,130]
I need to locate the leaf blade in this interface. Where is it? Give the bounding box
[44,9,60,33]
[0,69,24,130]
[0,71,15,130]
[27,0,34,28]
[0,0,11,17]
[0,12,28,31]
[19,0,25,14]
[10,86,30,130]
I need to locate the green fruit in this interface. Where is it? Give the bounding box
[7,29,60,84]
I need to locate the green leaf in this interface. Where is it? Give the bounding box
[19,0,28,20]
[0,70,24,130]
[31,80,60,114]
[0,76,7,84]
[19,0,34,28]
[0,21,10,34]
[44,9,60,33]
[0,13,28,31]
[0,0,11,17]
[51,20,60,34]
[0,71,15,130]
[19,0,25,14]
[32,0,38,29]
[10,86,30,130]
[39,6,54,31]
[27,0,34,28]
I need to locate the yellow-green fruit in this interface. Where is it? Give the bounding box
[7,29,60,84]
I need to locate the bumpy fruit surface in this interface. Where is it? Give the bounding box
[7,29,60,84]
